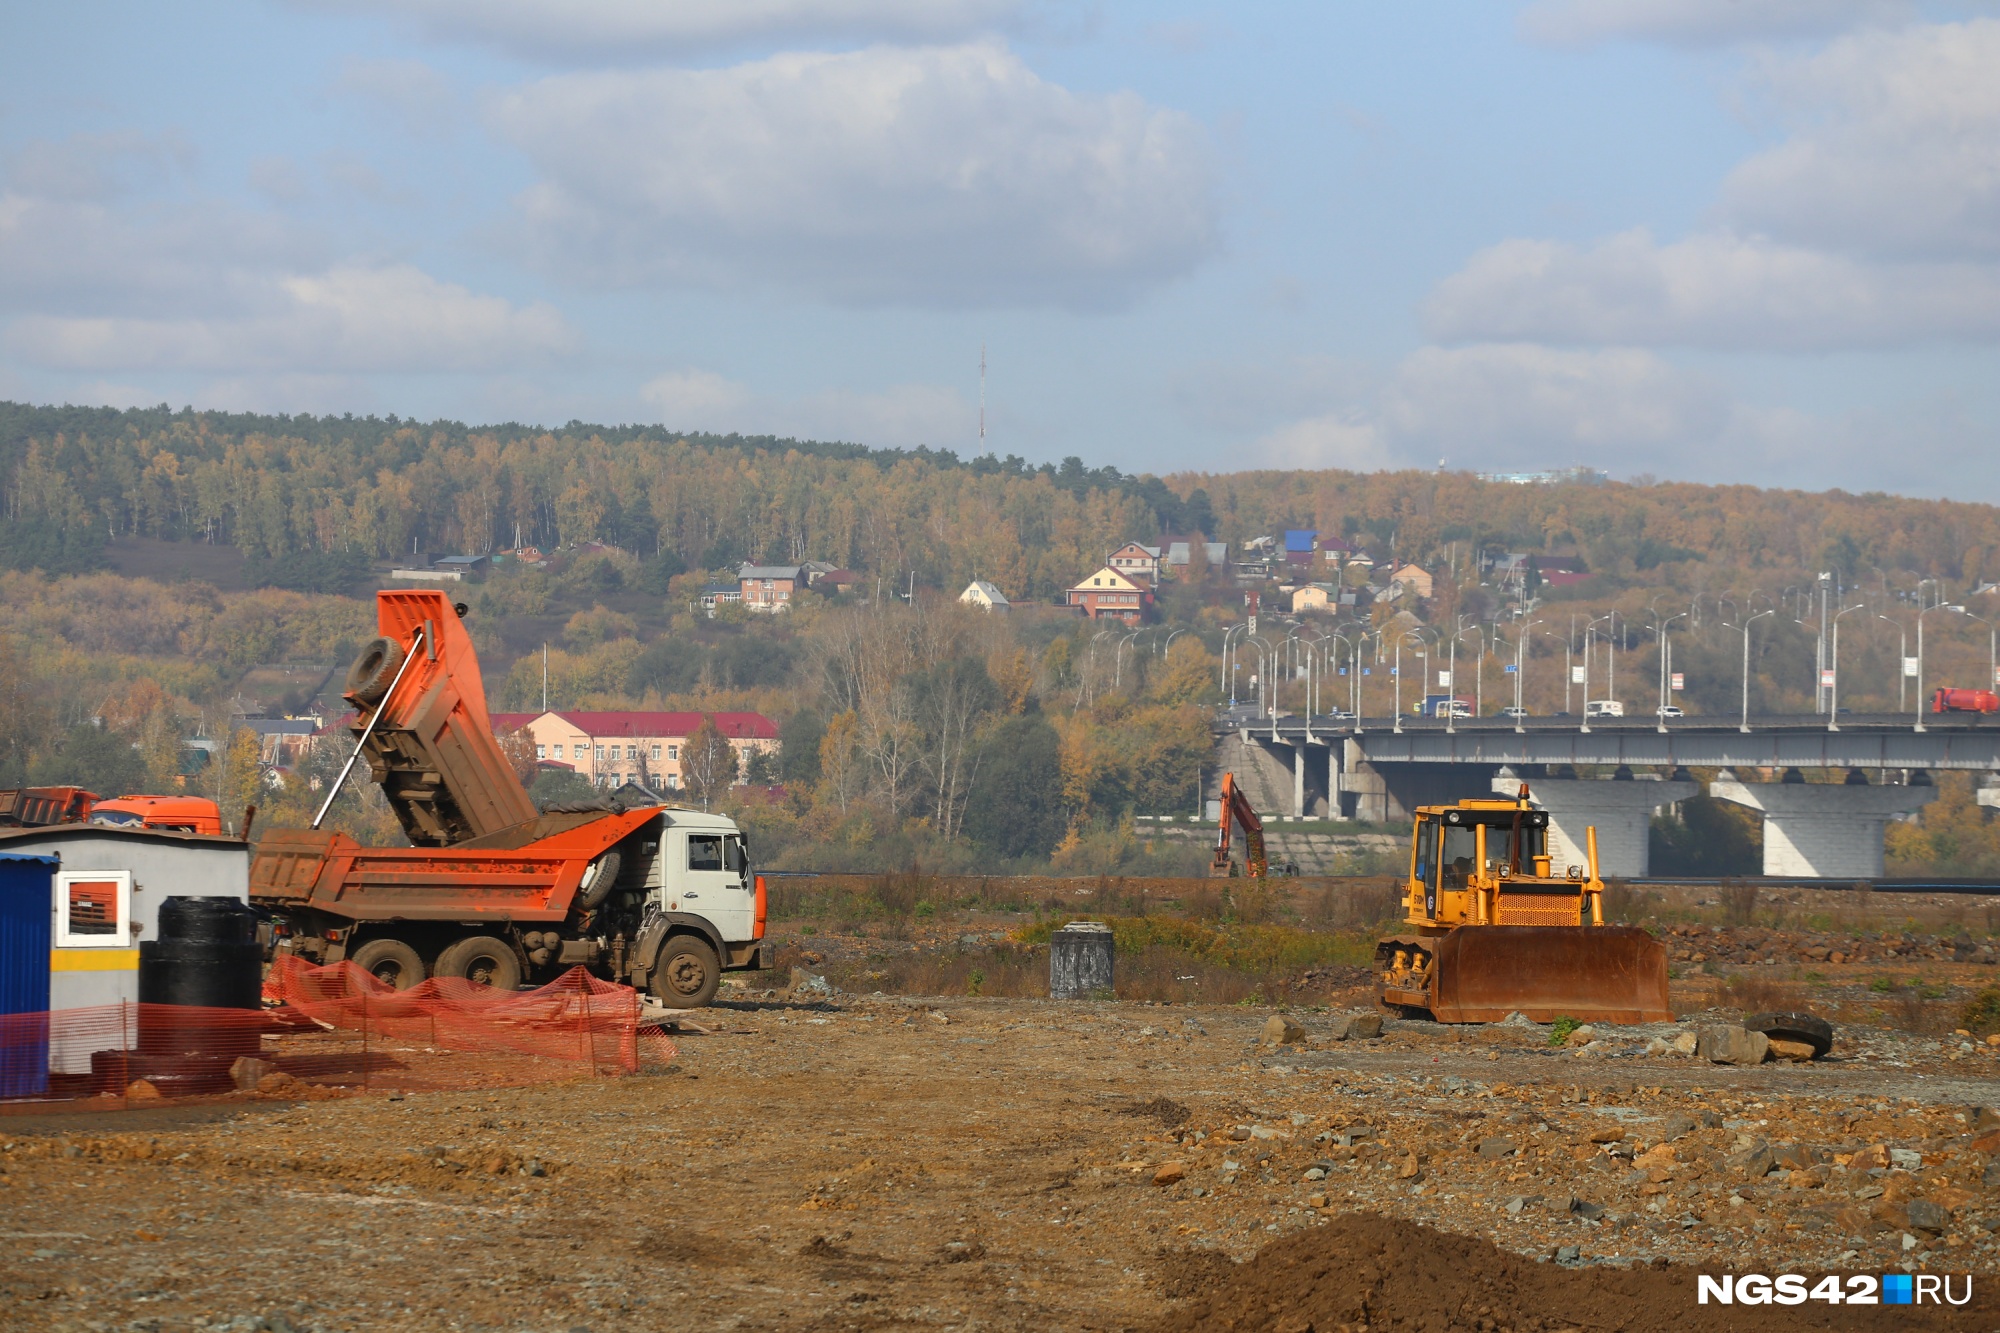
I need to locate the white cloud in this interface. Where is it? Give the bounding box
[331,58,461,137]
[8,264,576,373]
[640,368,969,447]
[492,42,1219,309]
[4,131,195,202]
[1723,20,2000,258]
[0,131,576,377]
[1519,0,1930,47]
[639,369,754,422]
[1229,343,1847,484]
[1381,344,1731,456]
[1424,229,2000,349]
[305,0,1042,59]
[1255,413,1391,471]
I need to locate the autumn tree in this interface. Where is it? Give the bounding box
[680,715,739,809]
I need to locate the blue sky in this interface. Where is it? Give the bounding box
[2,1,1996,498]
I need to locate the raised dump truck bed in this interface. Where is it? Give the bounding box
[252,590,764,1008]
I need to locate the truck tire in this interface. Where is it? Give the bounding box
[577,850,622,910]
[651,935,720,1009]
[350,938,426,990]
[434,935,523,991]
[345,636,405,705]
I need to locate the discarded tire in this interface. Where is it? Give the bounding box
[1744,1011,1833,1058]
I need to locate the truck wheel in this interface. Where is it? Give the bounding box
[651,936,720,1009]
[350,938,426,990]
[345,636,405,705]
[434,935,523,991]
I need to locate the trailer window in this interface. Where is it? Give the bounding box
[688,835,724,871]
[55,871,132,948]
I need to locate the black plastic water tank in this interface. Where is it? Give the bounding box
[140,896,264,1009]
[139,897,263,1058]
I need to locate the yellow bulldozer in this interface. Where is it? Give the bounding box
[1373,784,1671,1024]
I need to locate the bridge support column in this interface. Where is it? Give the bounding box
[1710,770,1935,878]
[1496,769,1696,879]
[1343,739,1388,823]
[1294,742,1307,817]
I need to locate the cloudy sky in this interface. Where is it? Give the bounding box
[3,2,1997,497]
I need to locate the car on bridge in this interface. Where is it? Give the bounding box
[1499,705,1530,721]
[1584,699,1625,718]
[1656,704,1685,718]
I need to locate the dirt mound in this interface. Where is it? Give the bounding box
[1147,1213,1993,1333]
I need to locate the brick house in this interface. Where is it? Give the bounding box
[489,711,779,790]
[1065,566,1152,624]
[737,564,802,613]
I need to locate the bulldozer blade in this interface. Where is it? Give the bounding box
[1427,925,1670,1024]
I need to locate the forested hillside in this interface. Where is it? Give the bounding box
[7,400,2000,876]
[7,401,2000,597]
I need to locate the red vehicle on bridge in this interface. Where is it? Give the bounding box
[1932,688,2000,714]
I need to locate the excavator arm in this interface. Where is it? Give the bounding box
[336,590,539,847]
[1210,771,1268,878]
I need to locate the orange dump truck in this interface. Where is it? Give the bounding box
[251,590,766,1007]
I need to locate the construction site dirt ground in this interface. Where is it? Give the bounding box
[5,988,2000,1331]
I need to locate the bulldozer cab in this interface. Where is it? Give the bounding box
[1408,799,1558,927]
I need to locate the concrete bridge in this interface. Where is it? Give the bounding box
[1209,709,2000,882]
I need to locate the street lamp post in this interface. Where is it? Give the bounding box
[1581,612,1614,731]
[1828,602,1868,731]
[1914,602,1953,733]
[1654,608,1687,731]
[1724,610,1775,733]
[1220,624,1237,703]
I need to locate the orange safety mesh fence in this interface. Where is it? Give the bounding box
[0,961,675,1112]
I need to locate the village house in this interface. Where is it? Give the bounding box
[1387,564,1435,599]
[1065,566,1152,624]
[959,580,1011,610]
[1106,541,1162,583]
[737,563,802,613]
[489,711,778,790]
[1163,537,1226,579]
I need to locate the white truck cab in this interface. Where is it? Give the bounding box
[631,807,765,1007]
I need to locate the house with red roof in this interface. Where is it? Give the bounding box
[488,710,779,791]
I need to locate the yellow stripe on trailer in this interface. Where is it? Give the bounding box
[50,948,140,972]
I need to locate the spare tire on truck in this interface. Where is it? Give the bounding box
[434,935,523,991]
[577,850,622,910]
[345,636,405,705]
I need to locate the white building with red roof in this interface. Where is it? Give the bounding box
[488,710,778,790]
